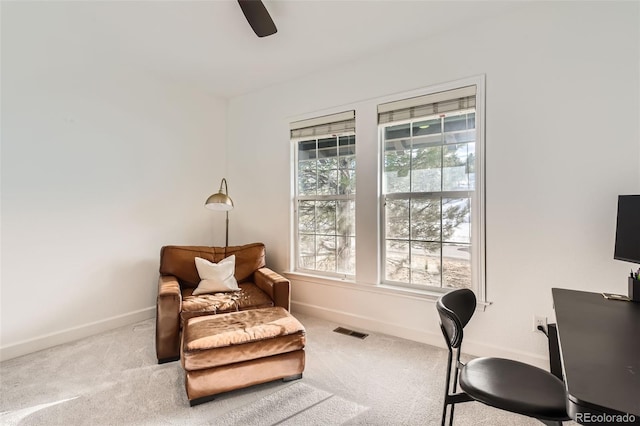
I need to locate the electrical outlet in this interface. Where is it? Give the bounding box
[533,315,547,333]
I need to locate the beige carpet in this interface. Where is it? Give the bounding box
[1,313,552,425]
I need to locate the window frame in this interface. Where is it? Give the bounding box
[378,79,486,300]
[292,124,356,280]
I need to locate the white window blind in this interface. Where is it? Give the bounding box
[290,110,355,139]
[378,86,476,124]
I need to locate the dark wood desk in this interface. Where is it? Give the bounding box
[552,288,640,422]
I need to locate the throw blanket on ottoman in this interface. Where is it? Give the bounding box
[181,306,306,405]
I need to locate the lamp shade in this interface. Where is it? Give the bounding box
[205,193,233,211]
[205,178,234,211]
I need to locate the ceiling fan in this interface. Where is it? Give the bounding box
[237,0,277,38]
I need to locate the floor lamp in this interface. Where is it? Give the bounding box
[205,178,234,247]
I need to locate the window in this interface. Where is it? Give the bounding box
[292,111,356,278]
[379,85,484,292]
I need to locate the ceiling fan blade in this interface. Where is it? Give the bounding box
[238,0,277,38]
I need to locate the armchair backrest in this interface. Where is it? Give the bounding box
[159,243,266,288]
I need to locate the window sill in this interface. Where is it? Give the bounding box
[283,271,491,310]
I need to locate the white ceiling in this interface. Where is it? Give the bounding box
[6,0,524,99]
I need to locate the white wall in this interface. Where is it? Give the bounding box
[227,2,640,367]
[0,3,228,359]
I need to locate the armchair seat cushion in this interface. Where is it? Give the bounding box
[180,282,274,323]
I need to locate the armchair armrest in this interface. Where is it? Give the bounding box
[254,267,291,311]
[156,275,182,363]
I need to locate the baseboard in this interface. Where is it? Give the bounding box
[292,300,443,345]
[291,301,549,370]
[0,306,156,362]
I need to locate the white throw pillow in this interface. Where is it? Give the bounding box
[193,255,240,295]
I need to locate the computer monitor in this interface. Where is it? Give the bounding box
[614,195,640,264]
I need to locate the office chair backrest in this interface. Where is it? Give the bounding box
[437,289,477,349]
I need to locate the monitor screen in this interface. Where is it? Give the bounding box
[614,195,640,264]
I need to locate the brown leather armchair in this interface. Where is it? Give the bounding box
[155,242,290,363]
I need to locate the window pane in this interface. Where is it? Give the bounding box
[337,200,355,237]
[385,199,409,240]
[338,159,355,196]
[298,139,317,160]
[316,201,336,235]
[298,201,315,233]
[339,135,355,156]
[385,122,410,140]
[385,240,409,282]
[443,243,471,289]
[443,143,473,191]
[318,137,338,195]
[411,241,441,286]
[442,198,470,244]
[467,143,476,190]
[318,137,338,157]
[298,160,317,195]
[384,138,411,193]
[337,236,355,275]
[337,135,356,195]
[411,144,442,192]
[412,118,442,145]
[316,235,336,272]
[444,113,475,144]
[298,234,315,270]
[410,198,441,241]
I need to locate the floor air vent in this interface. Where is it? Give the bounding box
[333,327,369,339]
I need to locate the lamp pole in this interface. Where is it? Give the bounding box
[205,177,234,249]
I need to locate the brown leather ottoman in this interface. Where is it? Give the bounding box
[181,306,306,405]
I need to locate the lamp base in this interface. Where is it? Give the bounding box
[629,277,640,302]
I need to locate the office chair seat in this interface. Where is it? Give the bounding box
[460,357,568,421]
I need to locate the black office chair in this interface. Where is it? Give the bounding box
[437,289,570,426]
